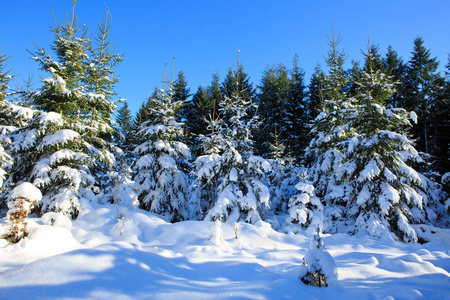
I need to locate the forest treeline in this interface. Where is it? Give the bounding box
[0,5,449,243]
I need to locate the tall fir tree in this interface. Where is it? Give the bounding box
[0,52,14,196]
[383,45,405,108]
[196,59,271,224]
[115,100,133,146]
[255,63,290,157]
[9,3,121,218]
[284,54,309,160]
[221,63,256,103]
[182,86,213,156]
[173,71,190,104]
[307,64,325,121]
[308,41,447,241]
[305,29,356,231]
[134,73,192,222]
[401,37,445,171]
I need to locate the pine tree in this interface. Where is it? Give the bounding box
[256,63,290,157]
[307,64,325,121]
[401,37,445,170]
[300,229,338,287]
[322,42,447,241]
[83,8,123,145]
[305,29,354,218]
[173,71,191,104]
[134,74,192,222]
[9,3,119,218]
[115,100,133,144]
[0,51,12,102]
[0,52,34,203]
[383,45,405,108]
[182,86,213,156]
[134,87,158,128]
[286,170,324,234]
[208,71,222,120]
[9,111,95,218]
[196,60,271,224]
[31,4,89,117]
[284,54,309,159]
[221,63,256,103]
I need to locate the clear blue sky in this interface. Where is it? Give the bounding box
[1,0,449,115]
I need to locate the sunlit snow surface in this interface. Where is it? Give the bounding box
[0,205,449,299]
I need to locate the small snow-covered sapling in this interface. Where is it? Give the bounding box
[5,182,42,243]
[300,227,338,287]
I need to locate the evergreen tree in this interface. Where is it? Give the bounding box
[8,3,121,218]
[0,52,35,204]
[309,41,447,241]
[116,101,133,140]
[196,63,271,224]
[307,64,325,121]
[83,7,123,146]
[182,86,213,156]
[305,30,356,232]
[134,87,158,128]
[221,63,256,103]
[401,37,445,170]
[134,76,192,222]
[383,45,405,108]
[173,71,190,104]
[0,51,12,102]
[31,4,89,117]
[9,111,95,218]
[284,54,309,159]
[286,170,324,234]
[255,63,290,157]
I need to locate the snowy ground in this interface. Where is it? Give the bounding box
[0,204,449,300]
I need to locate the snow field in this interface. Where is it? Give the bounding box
[0,203,449,299]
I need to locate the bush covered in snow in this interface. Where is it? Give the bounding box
[4,182,42,242]
[299,229,338,287]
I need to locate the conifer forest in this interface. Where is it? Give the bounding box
[0,3,449,299]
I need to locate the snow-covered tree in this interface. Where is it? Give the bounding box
[286,170,324,234]
[305,30,355,231]
[134,77,191,222]
[9,112,96,217]
[196,63,271,224]
[0,52,36,204]
[308,40,447,242]
[345,45,447,242]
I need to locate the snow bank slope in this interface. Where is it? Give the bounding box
[0,205,449,299]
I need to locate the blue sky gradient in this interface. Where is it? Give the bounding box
[1,0,449,114]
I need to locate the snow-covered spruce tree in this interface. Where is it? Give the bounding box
[9,5,102,218]
[305,30,355,231]
[266,129,299,215]
[81,9,124,199]
[335,43,447,242]
[134,74,192,222]
[82,8,123,166]
[0,52,13,194]
[196,60,271,224]
[9,111,95,218]
[286,169,324,234]
[0,51,35,206]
